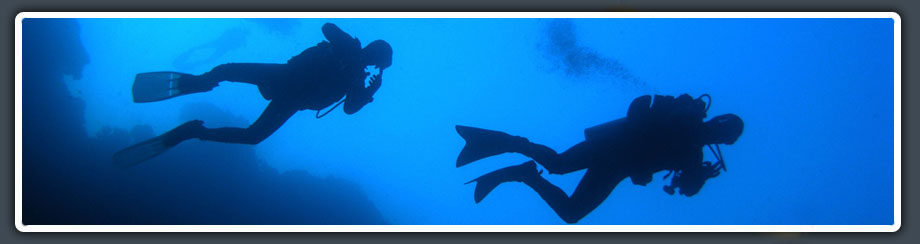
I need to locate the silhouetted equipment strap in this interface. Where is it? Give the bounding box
[700,93,725,171]
[316,99,346,119]
[708,144,727,172]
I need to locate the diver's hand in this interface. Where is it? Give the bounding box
[360,73,381,102]
[368,72,382,92]
[701,161,721,177]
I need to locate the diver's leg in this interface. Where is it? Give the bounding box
[523,141,596,175]
[522,168,625,224]
[197,100,298,144]
[455,125,590,174]
[187,63,287,89]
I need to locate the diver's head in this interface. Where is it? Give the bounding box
[703,113,743,145]
[362,40,393,69]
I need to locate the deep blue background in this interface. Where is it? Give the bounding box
[22,17,894,225]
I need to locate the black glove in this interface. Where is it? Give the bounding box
[361,71,383,104]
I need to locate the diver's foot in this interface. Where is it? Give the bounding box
[177,75,218,94]
[455,125,530,167]
[112,120,203,168]
[466,161,541,203]
[161,120,205,147]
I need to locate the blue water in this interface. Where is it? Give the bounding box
[22,17,895,225]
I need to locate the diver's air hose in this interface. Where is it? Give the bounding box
[699,93,726,172]
[698,94,712,113]
[315,99,346,119]
[707,143,727,172]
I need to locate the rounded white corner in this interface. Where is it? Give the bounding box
[15,12,29,24]
[887,12,901,24]
[15,221,28,232]
[889,220,901,232]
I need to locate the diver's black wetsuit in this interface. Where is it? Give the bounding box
[459,94,739,224]
[182,23,380,145]
[523,94,708,223]
[114,23,391,167]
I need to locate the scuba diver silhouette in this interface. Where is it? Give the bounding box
[114,23,393,167]
[456,94,743,224]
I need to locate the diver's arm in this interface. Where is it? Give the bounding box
[666,148,705,173]
[686,148,705,170]
[198,100,297,144]
[343,94,370,115]
[342,73,382,114]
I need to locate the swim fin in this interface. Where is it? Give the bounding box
[132,72,211,103]
[112,120,204,167]
[465,161,540,203]
[455,125,528,167]
[112,134,172,168]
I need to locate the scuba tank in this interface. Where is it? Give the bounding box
[583,118,628,142]
[582,95,652,141]
[585,94,712,142]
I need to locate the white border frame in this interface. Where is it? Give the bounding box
[14,12,901,232]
